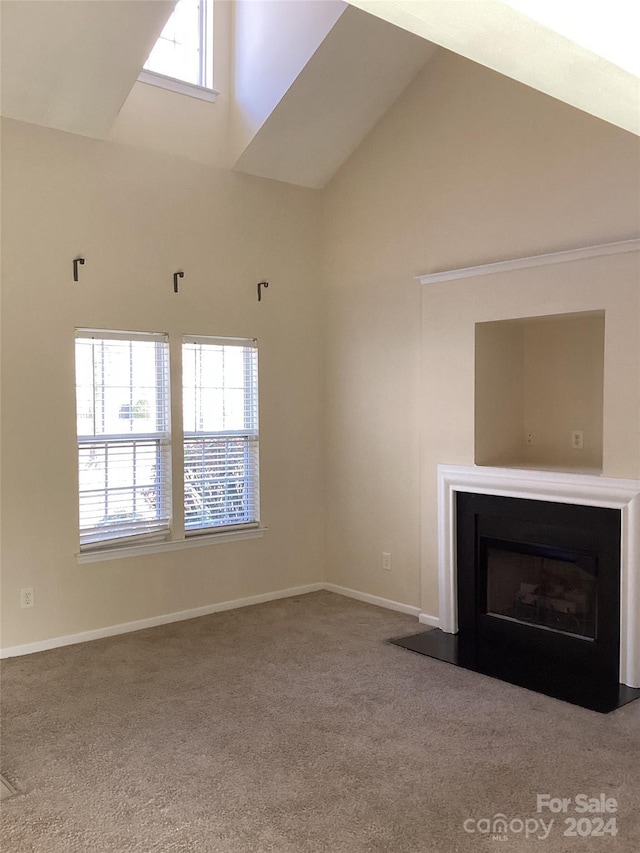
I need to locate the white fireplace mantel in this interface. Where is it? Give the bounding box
[436,464,640,688]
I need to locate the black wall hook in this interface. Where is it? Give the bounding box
[73,257,85,282]
[257,280,269,302]
[173,271,184,293]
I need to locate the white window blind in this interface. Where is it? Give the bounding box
[75,330,171,549]
[182,336,259,533]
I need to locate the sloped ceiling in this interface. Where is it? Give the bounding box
[346,0,640,136]
[232,0,639,185]
[0,0,175,139]
[231,0,348,163]
[234,5,437,188]
[1,0,637,188]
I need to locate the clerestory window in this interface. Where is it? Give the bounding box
[139,0,217,100]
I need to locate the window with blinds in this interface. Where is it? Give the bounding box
[182,336,259,533]
[75,331,171,549]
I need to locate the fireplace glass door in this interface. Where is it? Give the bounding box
[483,540,597,640]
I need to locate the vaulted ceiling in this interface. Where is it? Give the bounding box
[1,0,638,189]
[0,0,174,139]
[233,6,437,187]
[348,0,640,137]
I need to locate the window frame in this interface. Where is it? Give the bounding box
[139,0,219,102]
[74,331,264,563]
[182,335,260,536]
[75,329,172,552]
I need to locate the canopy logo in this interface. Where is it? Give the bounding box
[462,814,553,841]
[462,794,619,841]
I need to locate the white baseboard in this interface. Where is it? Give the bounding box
[418,612,441,628]
[0,582,425,659]
[0,583,324,659]
[323,583,421,617]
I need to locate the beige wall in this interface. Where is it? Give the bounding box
[522,313,605,470]
[3,44,640,651]
[421,256,638,614]
[322,50,640,617]
[474,320,525,466]
[1,118,325,648]
[475,312,605,470]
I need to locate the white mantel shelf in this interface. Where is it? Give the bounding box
[417,237,640,285]
[435,464,640,688]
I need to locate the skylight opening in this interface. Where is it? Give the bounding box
[141,0,215,96]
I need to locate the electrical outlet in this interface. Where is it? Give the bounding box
[571,430,584,450]
[382,552,392,571]
[21,587,34,609]
[526,431,534,446]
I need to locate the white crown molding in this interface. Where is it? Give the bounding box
[417,238,640,285]
[436,464,640,688]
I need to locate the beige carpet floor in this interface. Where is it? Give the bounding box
[1,591,639,852]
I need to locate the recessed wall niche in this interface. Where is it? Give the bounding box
[475,311,605,472]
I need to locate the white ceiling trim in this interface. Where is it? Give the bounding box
[417,238,640,285]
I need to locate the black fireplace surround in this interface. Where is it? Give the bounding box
[392,493,640,712]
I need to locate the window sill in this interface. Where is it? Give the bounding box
[76,527,266,564]
[138,70,219,102]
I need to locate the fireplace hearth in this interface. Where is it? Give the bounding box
[392,466,640,713]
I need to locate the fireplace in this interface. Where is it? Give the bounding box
[455,492,621,710]
[484,543,597,640]
[392,465,640,713]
